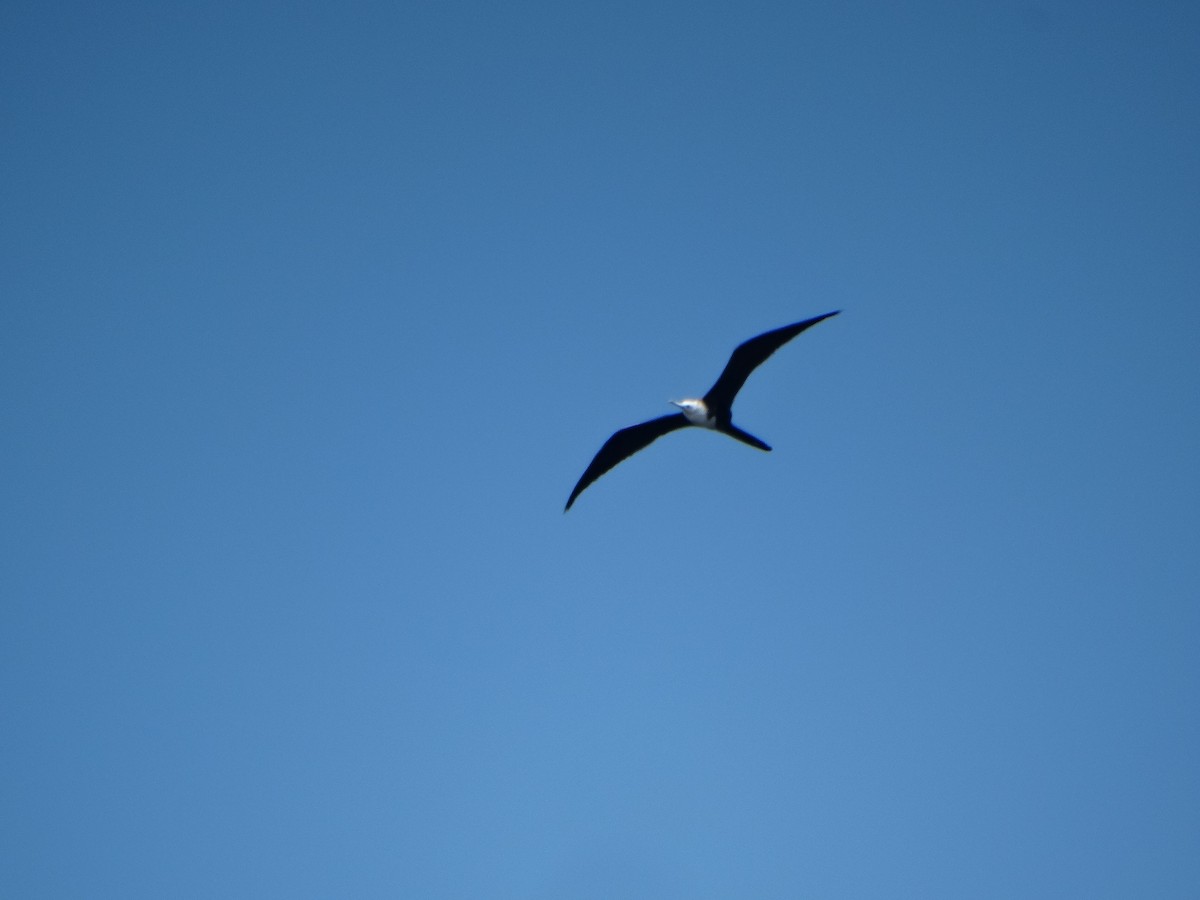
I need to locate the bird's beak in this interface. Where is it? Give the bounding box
[669,400,682,409]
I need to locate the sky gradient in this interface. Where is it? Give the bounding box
[3,1,1199,897]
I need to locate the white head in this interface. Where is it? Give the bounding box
[670,398,711,426]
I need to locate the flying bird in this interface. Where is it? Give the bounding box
[565,310,839,510]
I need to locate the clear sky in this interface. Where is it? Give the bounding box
[3,1,1198,897]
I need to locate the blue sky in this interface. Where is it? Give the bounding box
[3,1,1198,896]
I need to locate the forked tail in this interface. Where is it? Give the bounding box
[720,423,772,452]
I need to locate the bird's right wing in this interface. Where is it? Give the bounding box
[703,310,840,413]
[565,413,690,510]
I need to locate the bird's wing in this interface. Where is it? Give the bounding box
[703,310,840,413]
[565,413,690,510]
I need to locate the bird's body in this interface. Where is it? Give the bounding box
[565,310,839,510]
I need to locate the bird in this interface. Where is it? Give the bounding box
[565,310,839,510]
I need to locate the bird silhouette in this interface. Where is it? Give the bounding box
[565,310,839,510]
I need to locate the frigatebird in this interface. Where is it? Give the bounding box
[565,310,839,510]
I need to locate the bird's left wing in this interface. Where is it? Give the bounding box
[565,413,689,510]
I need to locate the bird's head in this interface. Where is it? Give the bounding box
[670,398,709,424]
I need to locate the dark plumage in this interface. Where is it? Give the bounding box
[565,310,839,510]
